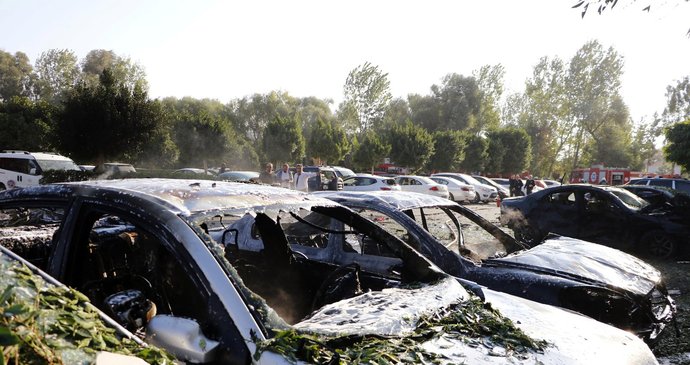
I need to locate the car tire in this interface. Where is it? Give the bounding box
[472,192,481,204]
[513,225,541,247]
[640,230,676,259]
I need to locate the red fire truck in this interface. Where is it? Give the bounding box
[570,164,631,185]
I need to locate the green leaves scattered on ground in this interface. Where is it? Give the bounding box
[0,260,175,365]
[254,297,548,364]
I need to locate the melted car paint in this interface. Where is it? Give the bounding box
[490,235,660,295]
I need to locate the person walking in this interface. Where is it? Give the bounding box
[276,163,293,188]
[525,175,536,195]
[259,163,276,185]
[293,164,316,192]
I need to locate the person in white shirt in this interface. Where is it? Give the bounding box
[276,163,293,188]
[293,164,316,192]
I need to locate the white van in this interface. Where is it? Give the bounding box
[0,151,81,190]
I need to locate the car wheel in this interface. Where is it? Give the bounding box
[472,192,481,204]
[513,225,541,247]
[640,230,676,259]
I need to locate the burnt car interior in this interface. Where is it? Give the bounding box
[0,206,64,271]
[204,205,443,324]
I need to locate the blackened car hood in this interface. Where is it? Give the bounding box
[485,235,660,295]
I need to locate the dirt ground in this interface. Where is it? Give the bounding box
[465,202,690,364]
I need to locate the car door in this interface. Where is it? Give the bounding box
[576,190,629,249]
[535,189,580,238]
[50,200,251,365]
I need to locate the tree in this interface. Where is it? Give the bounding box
[427,130,465,172]
[80,49,148,91]
[473,64,505,132]
[408,94,443,132]
[628,120,657,171]
[352,130,390,173]
[262,115,305,165]
[342,62,392,133]
[308,119,349,165]
[485,130,507,175]
[229,91,297,142]
[565,40,625,171]
[0,50,34,101]
[33,49,79,104]
[459,134,488,173]
[0,96,56,151]
[664,120,690,172]
[431,73,481,132]
[57,69,164,164]
[496,128,532,175]
[659,76,690,131]
[388,122,434,173]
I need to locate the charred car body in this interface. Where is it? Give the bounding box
[316,190,676,344]
[0,179,659,364]
[500,184,690,259]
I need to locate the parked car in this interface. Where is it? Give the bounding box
[500,184,690,259]
[432,173,498,203]
[0,179,658,364]
[93,162,137,176]
[430,176,475,202]
[172,167,216,176]
[342,173,401,191]
[394,175,449,199]
[491,177,543,196]
[317,190,676,344]
[472,175,509,199]
[217,170,260,182]
[543,179,563,187]
[300,165,344,191]
[621,185,690,218]
[331,165,356,178]
[628,177,690,194]
[0,150,81,190]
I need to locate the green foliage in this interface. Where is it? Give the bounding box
[0,97,57,152]
[343,62,392,133]
[0,50,34,101]
[0,261,174,364]
[308,119,349,165]
[427,130,465,172]
[408,94,443,132]
[494,128,532,175]
[473,64,505,132]
[388,122,434,173]
[459,134,488,173]
[660,76,690,132]
[229,91,299,142]
[485,131,508,175]
[352,131,390,173]
[80,49,148,91]
[431,73,482,132]
[33,49,80,104]
[57,69,166,165]
[664,120,690,172]
[262,115,305,164]
[254,297,548,364]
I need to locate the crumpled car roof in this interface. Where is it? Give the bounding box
[63,179,339,215]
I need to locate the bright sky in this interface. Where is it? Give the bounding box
[1,0,688,122]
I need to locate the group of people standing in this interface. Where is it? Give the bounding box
[258,163,315,192]
[509,174,536,197]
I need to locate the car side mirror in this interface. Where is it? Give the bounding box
[145,315,220,363]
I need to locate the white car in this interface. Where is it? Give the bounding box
[432,173,497,203]
[394,175,449,199]
[430,176,474,202]
[0,150,81,190]
[342,174,401,191]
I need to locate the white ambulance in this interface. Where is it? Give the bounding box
[0,151,81,190]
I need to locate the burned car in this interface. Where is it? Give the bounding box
[0,246,172,365]
[316,190,676,344]
[0,179,659,364]
[500,184,690,259]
